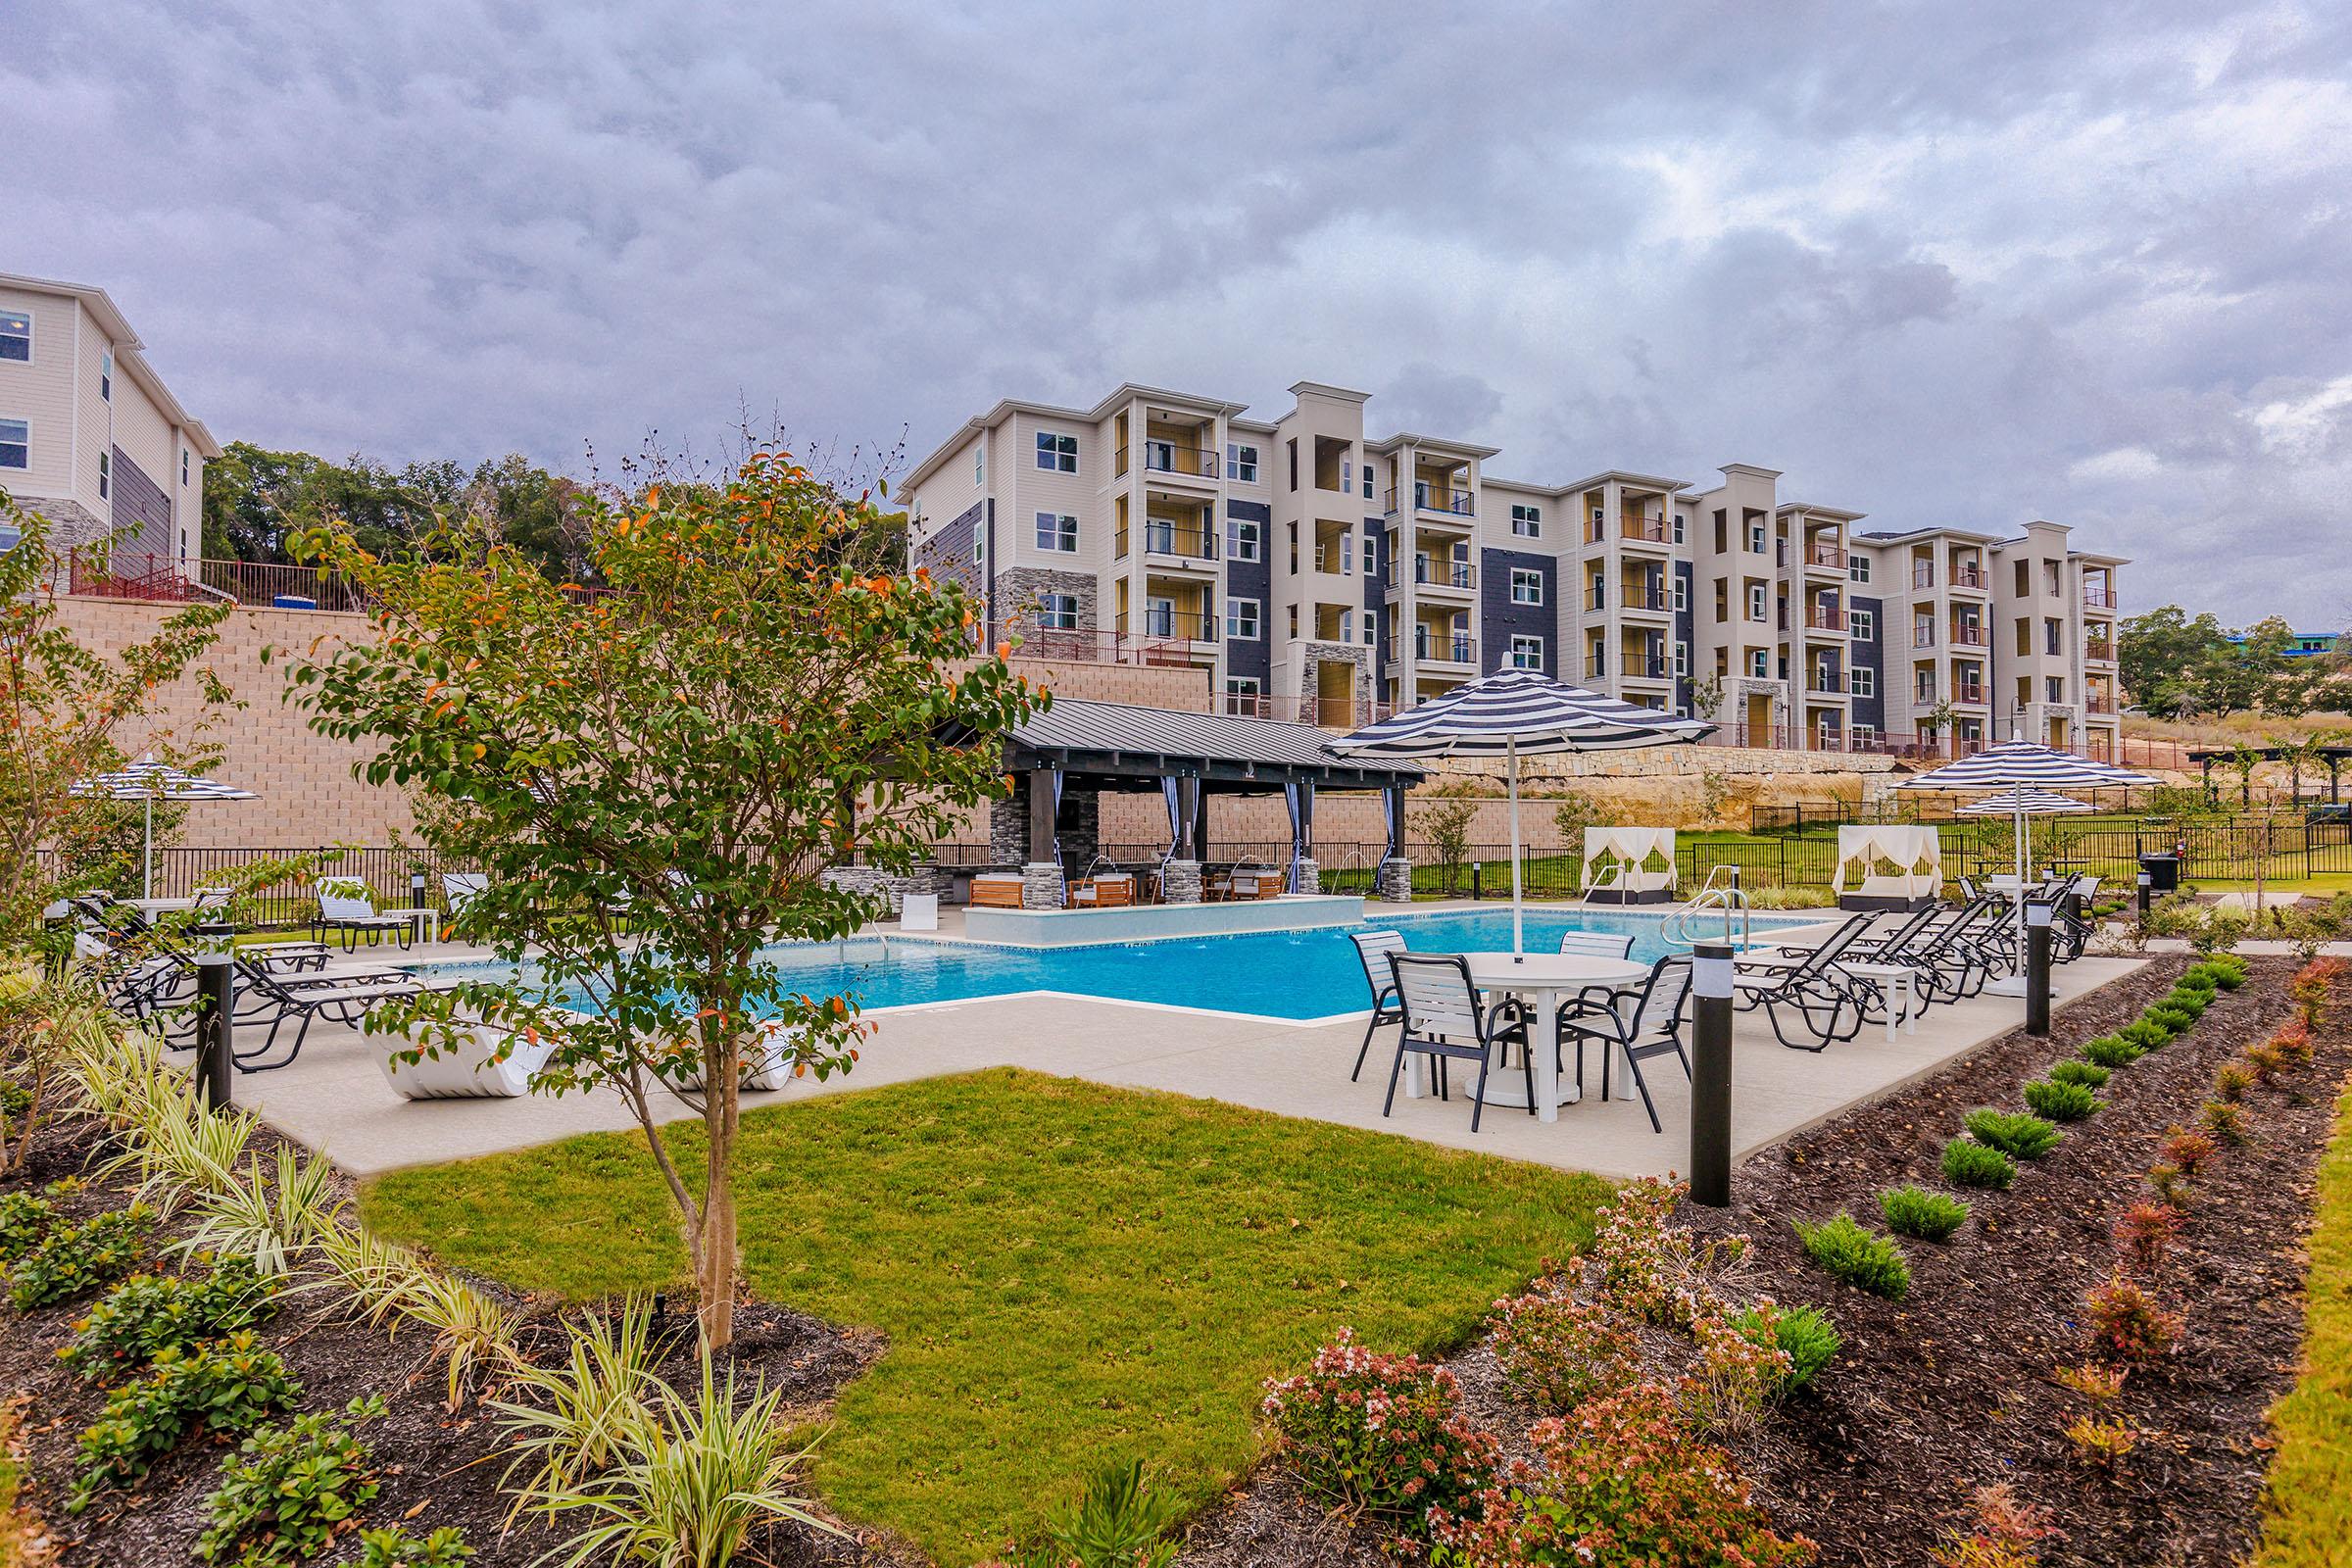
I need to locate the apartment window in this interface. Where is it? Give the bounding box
[1712,509,1728,552]
[1672,512,1688,545]
[1036,592,1079,631]
[1226,443,1258,483]
[1286,521,1298,572]
[1748,650,1770,678]
[2044,561,2062,597]
[1509,566,1543,606]
[1851,722,1877,744]
[1509,634,1544,670]
[971,532,984,564]
[2043,617,2062,656]
[97,451,111,500]
[1713,577,1729,623]
[1673,639,1689,676]
[1746,583,1766,621]
[1287,604,1298,638]
[1850,666,1877,698]
[1588,567,1604,609]
[974,445,984,484]
[1225,675,1260,707]
[2047,675,2066,703]
[0,419,25,468]
[1849,556,1871,585]
[181,449,191,485]
[99,351,113,402]
[0,312,27,363]
[1916,671,1937,703]
[1034,431,1078,473]
[1340,457,1351,493]
[1227,516,1261,562]
[1360,465,1372,500]
[2014,560,2030,597]
[1510,503,1542,538]
[1226,597,1261,640]
[1747,520,1766,553]
[1672,574,1688,612]
[1287,439,1298,492]
[1849,609,1874,641]
[1034,512,1077,553]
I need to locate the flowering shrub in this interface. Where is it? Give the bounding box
[1261,1328,1496,1538]
[2156,1126,2217,1176]
[1488,1291,1636,1413]
[2112,1201,2182,1276]
[2083,1271,2182,1362]
[2061,1413,2140,1472]
[1431,1381,1814,1568]
[1683,1306,1791,1437]
[1588,1176,1753,1328]
[1928,1482,2060,1568]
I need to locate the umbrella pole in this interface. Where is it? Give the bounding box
[2014,801,2028,969]
[144,795,154,901]
[1508,735,1525,959]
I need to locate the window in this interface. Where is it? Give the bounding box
[1851,722,1876,744]
[1287,604,1298,638]
[1850,666,1876,698]
[1748,650,1770,678]
[1747,520,1766,553]
[2043,617,2062,656]
[2044,561,2062,597]
[1227,516,1260,562]
[1287,439,1298,491]
[972,532,984,564]
[0,312,27,363]
[1509,634,1544,669]
[1510,503,1542,538]
[1034,512,1077,553]
[2047,675,2067,703]
[0,418,24,468]
[1849,609,1874,641]
[2014,560,2031,597]
[1672,574,1688,612]
[1747,583,1766,621]
[974,444,984,484]
[1848,556,1872,584]
[1712,510,1728,553]
[1034,431,1078,473]
[1672,512,1688,545]
[1509,567,1543,605]
[99,351,112,402]
[1037,593,1079,631]
[1673,640,1689,676]
[181,448,191,485]
[1361,466,1372,500]
[1225,675,1260,708]
[1226,597,1261,640]
[1227,443,1258,483]
[1916,671,1937,703]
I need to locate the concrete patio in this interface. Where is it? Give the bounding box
[219,908,2149,1182]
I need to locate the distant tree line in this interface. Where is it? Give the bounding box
[2120,606,2351,718]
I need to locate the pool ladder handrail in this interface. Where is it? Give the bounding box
[1662,864,1750,951]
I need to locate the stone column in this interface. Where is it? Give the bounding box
[1161,860,1202,904]
[1021,860,1065,910]
[1293,856,1320,895]
[1376,857,1414,903]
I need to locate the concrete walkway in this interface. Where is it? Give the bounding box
[224,919,2147,1181]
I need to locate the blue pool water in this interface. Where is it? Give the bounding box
[423,908,1809,1023]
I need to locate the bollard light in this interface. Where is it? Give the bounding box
[2023,900,2054,1037]
[1689,942,1736,1207]
[189,920,236,1108]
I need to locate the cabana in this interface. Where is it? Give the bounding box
[1582,826,1678,905]
[1832,824,1943,911]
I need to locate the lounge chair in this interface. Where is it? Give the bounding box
[657,1019,803,1093]
[441,872,488,933]
[379,1018,556,1101]
[1348,930,1407,1081]
[1382,953,1532,1133]
[1204,858,1276,901]
[1732,918,1873,1051]
[1554,956,1694,1133]
[230,954,446,1072]
[313,878,429,952]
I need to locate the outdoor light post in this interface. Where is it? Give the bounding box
[1690,940,1736,1206]
[190,920,236,1108]
[2024,900,2054,1037]
[2136,868,2152,918]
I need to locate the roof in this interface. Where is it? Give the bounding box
[1000,699,1424,787]
[901,381,1255,494]
[0,271,220,459]
[1553,469,1690,495]
[1778,501,1867,522]
[1854,525,2004,545]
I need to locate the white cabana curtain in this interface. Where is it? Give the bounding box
[1582,826,1678,892]
[1161,778,1180,851]
[1832,824,1942,898]
[1283,782,1306,892]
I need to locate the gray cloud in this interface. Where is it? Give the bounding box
[5,0,2350,624]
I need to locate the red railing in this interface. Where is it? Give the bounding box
[1949,622,1987,647]
[1620,514,1669,542]
[1806,607,1846,631]
[1807,545,1848,569]
[2083,584,2116,609]
[1952,564,1984,589]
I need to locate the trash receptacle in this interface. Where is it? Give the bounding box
[2137,852,2180,894]
[271,594,318,610]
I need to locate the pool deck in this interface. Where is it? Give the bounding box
[220,899,2150,1182]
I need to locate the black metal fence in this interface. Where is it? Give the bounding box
[49,846,475,928]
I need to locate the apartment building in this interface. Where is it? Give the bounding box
[902,377,2126,758]
[0,273,219,569]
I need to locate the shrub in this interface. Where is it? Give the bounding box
[1588,1176,1754,1328]
[1488,1292,1636,1413]
[0,1191,56,1262]
[2199,1100,2248,1146]
[2176,967,2220,996]
[58,1256,279,1383]
[69,1334,301,1510]
[1942,1138,2018,1190]
[2080,1035,2144,1069]
[2202,954,2248,989]
[2063,1413,2140,1471]
[2145,1162,2190,1207]
[2119,1019,2173,1052]
[2271,1018,2317,1067]
[1683,1306,1789,1438]
[2245,1038,2290,1084]
[1430,1381,1813,1568]
[2213,1061,2255,1102]
[357,1529,474,1568]
[1929,1481,2060,1568]
[10,1205,152,1311]
[2158,1126,2218,1175]
[1792,1213,1910,1300]
[1732,1301,1840,1394]
[1261,1329,1497,1537]
[2084,1272,2182,1361]
[2023,1077,2099,1122]
[2049,1059,2111,1089]
[2112,1201,2182,1275]
[1879,1184,1971,1242]
[2144,1004,2197,1037]
[195,1396,385,1566]
[1963,1109,2063,1161]
[998,1457,1181,1568]
[490,1297,657,1498]
[2053,1361,2127,1401]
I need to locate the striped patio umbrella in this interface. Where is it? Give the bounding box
[1331,667,1713,956]
[70,758,257,900]
[1897,741,2154,994]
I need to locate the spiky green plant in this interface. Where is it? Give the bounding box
[173,1144,345,1278]
[493,1298,661,1513]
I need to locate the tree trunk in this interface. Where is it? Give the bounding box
[696,1026,743,1350]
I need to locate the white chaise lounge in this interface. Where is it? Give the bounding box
[378,1019,557,1101]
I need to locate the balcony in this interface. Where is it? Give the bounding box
[1583,655,1607,681]
[1805,607,1846,632]
[1951,564,1984,590]
[1139,607,1218,643]
[2085,639,2116,664]
[1621,584,1671,612]
[1141,519,1217,562]
[1912,625,1936,649]
[1954,683,1986,706]
[1806,671,1845,696]
[1949,621,1987,648]
[1413,560,1477,592]
[1912,564,1936,590]
[2083,584,2116,609]
[1416,634,1476,667]
[2087,693,2116,715]
[1806,544,1848,570]
[1620,514,1669,543]
[1389,484,1475,518]
[1138,441,1218,480]
[1620,656,1670,682]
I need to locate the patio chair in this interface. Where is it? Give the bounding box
[1348,930,1407,1081]
[1382,952,1532,1133]
[1204,858,1275,902]
[1880,896,2003,1003]
[968,872,1027,908]
[441,872,488,932]
[378,1017,556,1101]
[1732,917,1873,1051]
[229,954,445,1073]
[313,878,428,952]
[1554,956,1694,1134]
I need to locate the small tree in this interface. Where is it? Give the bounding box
[1415,784,1481,897]
[1550,790,1601,890]
[280,451,1040,1348]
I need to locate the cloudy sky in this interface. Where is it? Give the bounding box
[8,1,2350,624]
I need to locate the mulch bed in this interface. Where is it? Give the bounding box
[0,1112,895,1568]
[1181,955,2350,1568]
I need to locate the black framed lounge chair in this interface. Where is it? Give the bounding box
[1348,929,1407,1081]
[1554,956,1694,1134]
[1732,917,1873,1051]
[1382,953,1531,1133]
[228,955,444,1072]
[312,878,423,952]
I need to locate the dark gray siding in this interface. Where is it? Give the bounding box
[1849,593,1886,730]
[1222,500,1272,688]
[1672,561,1694,711]
[1479,546,1555,674]
[111,446,171,561]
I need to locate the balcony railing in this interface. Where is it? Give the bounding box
[1806,672,1845,695]
[1954,683,1986,705]
[1620,514,1669,542]
[1912,564,1936,589]
[1389,484,1475,517]
[2087,694,2116,714]
[1140,608,1218,642]
[2085,640,2116,663]
[1414,560,1476,590]
[1141,441,1218,479]
[2083,584,2116,609]
[1013,626,1198,667]
[1806,607,1846,631]
[1949,622,1987,647]
[1222,692,1396,728]
[1142,520,1217,560]
[1312,546,1355,575]
[1952,564,1984,589]
[1807,544,1848,569]
[1584,656,1607,681]
[1912,625,1936,649]
[1417,634,1475,665]
[1621,657,1669,681]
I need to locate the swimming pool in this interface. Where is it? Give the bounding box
[419,907,1813,1023]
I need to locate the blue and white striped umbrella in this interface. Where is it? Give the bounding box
[1891,739,2155,794]
[70,757,257,900]
[1332,668,1714,956]
[1956,785,2093,817]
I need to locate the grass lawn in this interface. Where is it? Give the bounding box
[360,1066,1610,1563]
[2254,1071,2352,1564]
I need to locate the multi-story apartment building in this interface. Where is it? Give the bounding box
[0,272,219,569]
[902,378,2127,758]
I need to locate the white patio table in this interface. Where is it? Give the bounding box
[1399,951,1648,1124]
